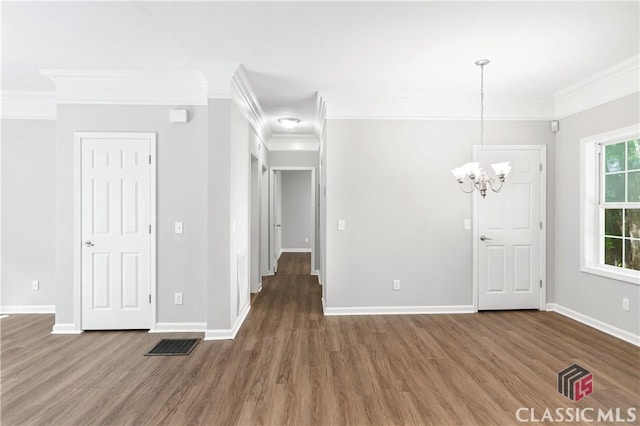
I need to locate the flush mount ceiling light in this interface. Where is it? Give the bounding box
[278,118,301,130]
[451,59,511,198]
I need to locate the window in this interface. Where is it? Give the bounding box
[601,140,640,271]
[581,125,640,284]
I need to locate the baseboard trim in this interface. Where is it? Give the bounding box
[204,302,251,340]
[51,323,83,334]
[281,248,312,253]
[276,249,283,260]
[311,270,320,276]
[149,322,206,333]
[323,305,474,316]
[1,305,55,314]
[546,303,640,347]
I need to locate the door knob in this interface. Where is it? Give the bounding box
[83,240,95,247]
[480,235,492,241]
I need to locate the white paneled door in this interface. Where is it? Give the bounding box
[477,146,545,310]
[80,133,154,329]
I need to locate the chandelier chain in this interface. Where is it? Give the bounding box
[480,63,484,147]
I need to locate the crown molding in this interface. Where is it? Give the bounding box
[231,65,272,145]
[1,91,56,120]
[554,55,640,119]
[314,93,327,139]
[40,69,208,106]
[199,62,240,99]
[267,134,319,151]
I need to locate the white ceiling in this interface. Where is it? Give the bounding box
[2,1,638,133]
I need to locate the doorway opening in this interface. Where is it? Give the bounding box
[269,167,316,276]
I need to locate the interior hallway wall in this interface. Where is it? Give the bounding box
[54,104,208,327]
[280,170,312,250]
[1,119,57,310]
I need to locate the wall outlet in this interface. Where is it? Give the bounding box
[337,219,346,231]
[304,237,309,243]
[31,280,39,291]
[174,222,183,234]
[622,297,630,312]
[174,292,183,305]
[392,280,401,291]
[464,219,471,230]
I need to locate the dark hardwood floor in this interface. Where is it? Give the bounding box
[2,253,639,425]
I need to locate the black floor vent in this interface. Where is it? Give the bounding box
[145,339,199,356]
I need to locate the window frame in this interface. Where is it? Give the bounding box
[580,124,640,285]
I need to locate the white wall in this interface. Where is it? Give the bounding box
[554,93,640,336]
[280,170,312,250]
[325,119,555,310]
[229,103,250,325]
[55,104,208,326]
[1,119,57,310]
[250,156,260,292]
[207,99,232,330]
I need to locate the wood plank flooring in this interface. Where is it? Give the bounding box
[2,252,639,425]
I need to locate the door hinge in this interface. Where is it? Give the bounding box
[149,155,152,165]
[539,163,543,172]
[149,225,151,234]
[540,221,543,230]
[149,294,151,303]
[539,279,543,288]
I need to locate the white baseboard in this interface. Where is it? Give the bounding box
[149,322,206,333]
[276,249,283,259]
[0,315,9,319]
[51,323,83,334]
[311,270,320,276]
[546,303,640,347]
[321,297,326,314]
[323,305,474,316]
[204,302,251,340]
[281,248,311,253]
[1,305,55,314]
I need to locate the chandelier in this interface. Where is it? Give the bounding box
[451,59,511,198]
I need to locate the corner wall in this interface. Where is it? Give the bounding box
[1,119,57,311]
[554,92,640,338]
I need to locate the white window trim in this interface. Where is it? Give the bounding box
[580,124,640,285]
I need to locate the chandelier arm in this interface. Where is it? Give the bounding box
[489,179,504,193]
[459,179,476,194]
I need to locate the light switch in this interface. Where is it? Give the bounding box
[174,222,183,234]
[337,219,346,231]
[464,219,471,230]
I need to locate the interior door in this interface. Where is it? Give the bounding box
[81,134,153,329]
[477,146,544,310]
[273,170,282,272]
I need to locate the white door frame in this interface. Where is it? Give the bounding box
[472,144,546,312]
[269,167,316,274]
[73,132,157,332]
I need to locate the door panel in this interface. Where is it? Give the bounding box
[81,135,152,329]
[478,147,543,310]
